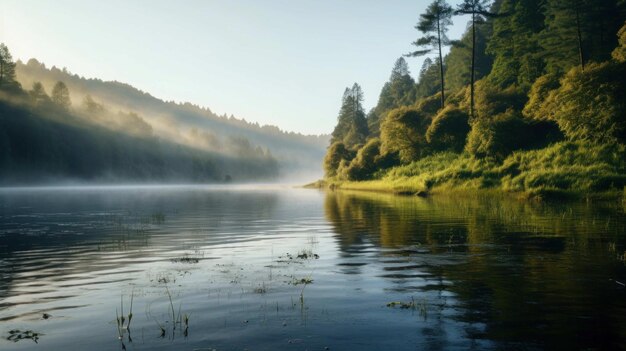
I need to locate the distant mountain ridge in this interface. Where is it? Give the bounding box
[16,59,329,179]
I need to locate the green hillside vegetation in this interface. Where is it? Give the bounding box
[321,0,626,199]
[0,44,278,184]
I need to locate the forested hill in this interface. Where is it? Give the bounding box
[323,0,626,197]
[15,59,329,178]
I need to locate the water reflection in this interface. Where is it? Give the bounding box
[324,190,626,350]
[0,186,624,350]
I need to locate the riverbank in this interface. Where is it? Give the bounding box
[306,142,626,202]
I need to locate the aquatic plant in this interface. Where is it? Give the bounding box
[7,329,41,343]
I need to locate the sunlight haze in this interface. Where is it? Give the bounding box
[1,0,467,134]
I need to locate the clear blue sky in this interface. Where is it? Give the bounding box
[1,0,470,135]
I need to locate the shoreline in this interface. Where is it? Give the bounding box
[304,179,626,203]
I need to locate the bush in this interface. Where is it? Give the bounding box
[612,22,626,63]
[343,138,384,180]
[465,111,530,159]
[380,106,432,164]
[462,80,528,119]
[323,142,354,178]
[541,62,626,144]
[426,106,470,152]
[522,72,561,120]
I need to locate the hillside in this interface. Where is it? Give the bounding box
[15,59,329,179]
[321,0,626,198]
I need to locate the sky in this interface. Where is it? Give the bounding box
[0,0,470,135]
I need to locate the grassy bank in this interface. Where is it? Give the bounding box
[308,141,626,201]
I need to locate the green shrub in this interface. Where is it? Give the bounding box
[323,142,354,178]
[380,106,432,164]
[540,62,626,144]
[426,106,470,152]
[343,138,384,180]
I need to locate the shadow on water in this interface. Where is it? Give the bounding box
[324,190,626,350]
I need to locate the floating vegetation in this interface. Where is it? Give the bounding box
[387,298,416,310]
[279,250,320,261]
[253,283,267,294]
[291,277,313,286]
[171,256,200,264]
[7,329,42,343]
[387,297,428,318]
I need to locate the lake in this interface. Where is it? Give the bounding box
[1,185,625,350]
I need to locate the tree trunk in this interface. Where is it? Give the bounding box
[470,11,476,120]
[437,12,445,109]
[575,3,585,71]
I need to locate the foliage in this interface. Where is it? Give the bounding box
[539,61,626,144]
[471,81,528,119]
[407,0,454,108]
[29,82,51,107]
[522,72,561,120]
[324,142,354,178]
[0,43,20,92]
[51,81,71,110]
[380,106,432,164]
[331,84,369,148]
[443,21,493,92]
[613,22,626,63]
[367,58,417,136]
[540,0,625,73]
[486,0,546,90]
[342,138,386,181]
[323,0,626,197]
[426,106,470,152]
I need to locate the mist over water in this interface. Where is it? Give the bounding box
[1,186,625,350]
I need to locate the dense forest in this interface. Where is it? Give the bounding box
[323,0,626,197]
[15,60,328,179]
[0,44,282,184]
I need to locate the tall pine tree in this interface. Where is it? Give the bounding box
[407,0,454,108]
[455,0,497,120]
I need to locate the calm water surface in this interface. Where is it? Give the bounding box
[0,185,625,350]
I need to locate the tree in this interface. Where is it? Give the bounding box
[540,0,624,73]
[0,44,18,90]
[51,81,71,110]
[444,23,493,92]
[611,21,626,63]
[29,82,51,106]
[538,62,626,144]
[455,0,497,120]
[380,106,432,163]
[343,138,384,180]
[82,94,105,114]
[426,106,470,152]
[324,142,354,178]
[415,58,441,98]
[407,0,453,108]
[486,0,546,90]
[331,83,368,148]
[367,58,417,136]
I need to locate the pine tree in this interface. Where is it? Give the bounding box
[51,81,71,110]
[487,0,546,90]
[455,0,497,120]
[415,58,442,98]
[407,0,454,108]
[30,82,51,106]
[0,44,17,90]
[331,84,369,149]
[367,58,416,136]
